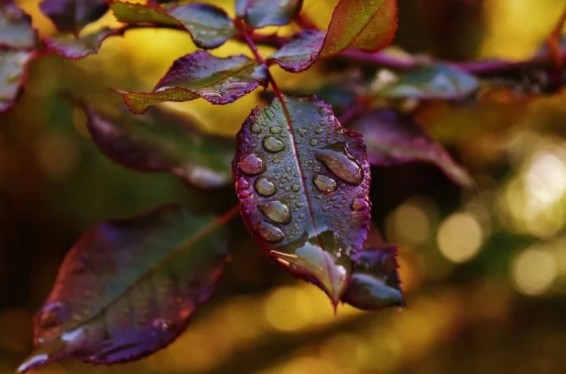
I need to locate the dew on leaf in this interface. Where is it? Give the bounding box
[251,123,262,133]
[238,153,265,175]
[255,222,286,242]
[255,177,277,196]
[351,197,369,211]
[291,184,300,192]
[259,201,291,224]
[315,146,363,185]
[269,126,282,134]
[313,174,337,194]
[38,301,68,330]
[263,136,285,152]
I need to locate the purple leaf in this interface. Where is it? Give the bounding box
[81,102,234,189]
[342,245,404,310]
[18,205,229,373]
[39,0,108,35]
[267,29,324,72]
[120,51,267,114]
[44,27,125,59]
[0,49,34,113]
[350,109,474,189]
[0,0,37,49]
[233,96,371,305]
[236,0,303,28]
[109,1,235,49]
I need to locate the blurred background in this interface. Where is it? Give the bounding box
[1,0,566,373]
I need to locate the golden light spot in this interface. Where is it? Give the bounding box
[437,212,483,263]
[524,149,566,209]
[386,198,435,246]
[264,287,309,332]
[511,247,557,295]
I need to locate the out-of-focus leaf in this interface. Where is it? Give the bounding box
[109,1,235,49]
[342,245,404,310]
[377,64,479,100]
[18,205,229,372]
[0,0,36,49]
[321,0,398,57]
[233,96,371,305]
[350,109,474,188]
[44,28,125,59]
[236,0,303,28]
[267,29,324,72]
[39,0,108,35]
[0,49,34,113]
[81,102,234,189]
[120,51,267,114]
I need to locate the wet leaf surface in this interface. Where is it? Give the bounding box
[0,0,36,49]
[81,102,234,189]
[350,109,474,188]
[376,64,479,100]
[233,96,371,305]
[236,0,303,28]
[39,0,108,35]
[120,51,267,114]
[110,1,235,49]
[18,205,229,372]
[267,29,324,72]
[0,49,34,113]
[321,0,398,57]
[44,28,125,59]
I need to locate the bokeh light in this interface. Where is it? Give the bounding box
[511,246,558,296]
[437,212,484,263]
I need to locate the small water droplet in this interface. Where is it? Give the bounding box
[314,165,322,173]
[255,222,285,242]
[296,201,304,208]
[239,153,265,175]
[259,201,291,224]
[200,91,222,100]
[251,123,262,133]
[269,126,282,134]
[255,177,277,196]
[263,136,285,152]
[236,177,251,199]
[313,174,337,194]
[298,128,307,136]
[310,139,318,146]
[315,148,363,185]
[351,197,369,211]
[315,128,323,134]
[38,301,68,330]
[291,184,300,192]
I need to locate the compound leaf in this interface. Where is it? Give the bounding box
[321,0,397,57]
[81,102,234,189]
[39,0,108,35]
[267,29,325,72]
[350,109,474,188]
[0,0,36,49]
[236,0,303,28]
[120,51,267,114]
[0,49,34,113]
[233,96,371,305]
[18,205,229,372]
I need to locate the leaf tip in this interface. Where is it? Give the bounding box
[17,351,51,373]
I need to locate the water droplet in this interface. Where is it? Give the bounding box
[314,165,322,173]
[313,174,337,194]
[291,184,300,192]
[255,177,276,196]
[263,136,285,152]
[351,197,369,211]
[269,126,282,134]
[239,153,265,175]
[251,123,262,133]
[315,148,363,185]
[259,201,291,224]
[298,128,307,136]
[315,128,323,134]
[255,222,285,242]
[310,139,318,146]
[200,91,222,100]
[236,177,251,199]
[38,301,68,330]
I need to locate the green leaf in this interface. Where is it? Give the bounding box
[376,64,480,100]
[18,205,230,372]
[0,49,34,113]
[120,51,267,114]
[321,0,398,57]
[81,102,234,189]
[233,96,372,305]
[0,0,36,49]
[109,1,235,49]
[236,0,303,28]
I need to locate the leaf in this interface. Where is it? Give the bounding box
[376,64,479,100]
[350,109,474,189]
[0,49,34,113]
[320,0,398,58]
[44,27,125,59]
[0,0,36,49]
[267,29,325,72]
[120,51,267,114]
[39,0,108,35]
[236,0,303,28]
[81,102,234,189]
[233,96,371,305]
[18,205,230,372]
[109,1,235,49]
[342,245,404,310]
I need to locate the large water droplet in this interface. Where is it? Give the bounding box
[255,177,276,196]
[313,174,337,194]
[259,201,291,224]
[255,222,285,242]
[263,136,285,152]
[315,147,363,185]
[239,153,265,175]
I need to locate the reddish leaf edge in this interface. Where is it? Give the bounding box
[42,27,128,59]
[0,48,38,114]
